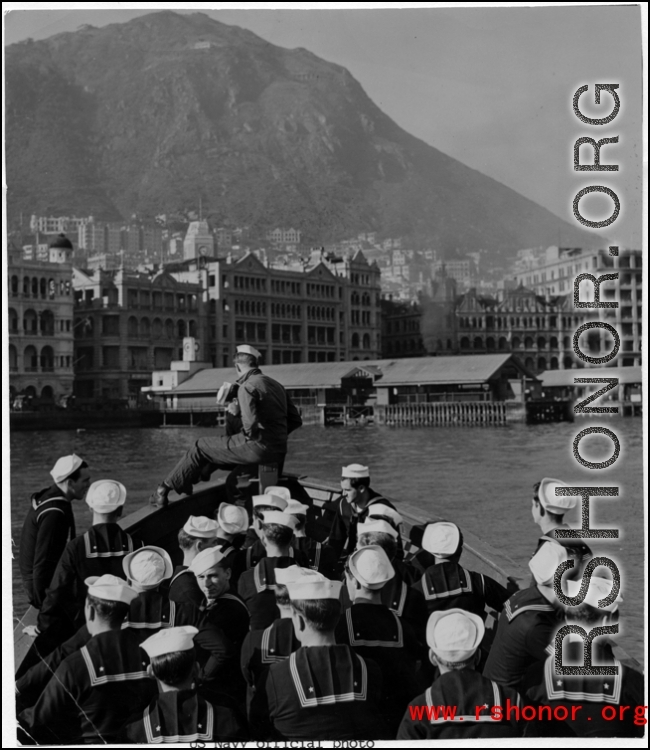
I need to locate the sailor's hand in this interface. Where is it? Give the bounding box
[22,625,40,638]
[226,400,240,416]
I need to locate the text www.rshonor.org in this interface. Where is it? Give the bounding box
[408,702,648,724]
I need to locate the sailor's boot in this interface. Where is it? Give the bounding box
[149,483,170,507]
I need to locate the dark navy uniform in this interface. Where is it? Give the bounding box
[251,645,390,740]
[122,589,188,643]
[324,491,396,560]
[18,628,156,744]
[16,625,91,710]
[123,689,246,743]
[238,556,300,630]
[483,586,563,688]
[379,567,429,649]
[195,591,250,703]
[335,601,422,733]
[37,523,137,640]
[241,618,299,720]
[412,561,510,620]
[294,535,340,579]
[168,564,204,608]
[398,669,523,739]
[240,539,305,572]
[522,640,645,738]
[19,485,76,608]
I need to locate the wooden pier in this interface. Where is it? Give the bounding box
[376,401,510,426]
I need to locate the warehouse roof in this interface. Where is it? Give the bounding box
[170,354,535,394]
[540,365,642,388]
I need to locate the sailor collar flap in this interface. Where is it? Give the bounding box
[345,606,404,648]
[421,562,473,601]
[236,367,263,387]
[81,632,149,685]
[84,525,134,559]
[543,645,622,705]
[143,691,214,744]
[289,646,368,708]
[505,587,556,622]
[203,592,248,613]
[253,556,294,593]
[261,619,297,664]
[382,577,408,615]
[425,678,503,724]
[170,567,192,587]
[122,593,175,630]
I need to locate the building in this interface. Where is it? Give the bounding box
[30,214,93,234]
[183,220,214,260]
[381,297,425,358]
[431,258,478,290]
[167,247,382,367]
[71,267,207,401]
[8,236,75,403]
[266,228,302,245]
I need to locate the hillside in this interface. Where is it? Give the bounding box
[5,11,598,259]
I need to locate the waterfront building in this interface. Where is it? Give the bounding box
[381,297,425,358]
[166,247,381,366]
[8,236,75,403]
[71,267,206,401]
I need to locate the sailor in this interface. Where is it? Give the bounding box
[36,479,135,644]
[214,503,251,586]
[521,576,644,738]
[150,344,303,505]
[189,546,250,702]
[355,518,429,644]
[483,542,569,689]
[240,565,316,723]
[170,515,220,608]
[286,498,340,579]
[530,477,592,573]
[18,575,156,745]
[250,576,390,740]
[366,501,407,561]
[123,626,246,742]
[238,510,304,629]
[397,609,522,739]
[410,521,510,620]
[241,490,290,557]
[323,464,396,563]
[19,454,91,610]
[337,545,422,734]
[122,545,177,640]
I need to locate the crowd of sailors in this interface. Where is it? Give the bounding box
[15,457,645,742]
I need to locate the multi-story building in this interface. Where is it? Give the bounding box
[30,215,93,234]
[266,227,302,245]
[183,220,215,261]
[431,258,478,290]
[381,297,425,358]
[420,247,642,372]
[167,247,381,367]
[8,235,75,402]
[72,267,207,400]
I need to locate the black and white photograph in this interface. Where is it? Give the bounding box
[4,3,646,745]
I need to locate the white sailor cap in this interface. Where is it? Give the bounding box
[236,344,262,360]
[50,453,85,484]
[217,504,249,535]
[357,519,399,540]
[85,574,138,605]
[286,577,342,601]
[275,565,323,586]
[426,609,485,662]
[341,464,369,479]
[538,477,576,515]
[183,515,219,539]
[140,626,199,659]
[564,576,623,613]
[265,486,291,502]
[260,510,297,530]
[285,499,310,516]
[123,546,173,589]
[253,493,288,511]
[366,503,402,527]
[348,545,395,589]
[85,480,126,514]
[189,546,229,577]
[421,522,461,557]
[529,542,571,586]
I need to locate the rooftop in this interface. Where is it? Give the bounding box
[540,365,642,388]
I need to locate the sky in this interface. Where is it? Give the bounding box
[3,3,645,248]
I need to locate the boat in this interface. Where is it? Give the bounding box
[13,472,641,723]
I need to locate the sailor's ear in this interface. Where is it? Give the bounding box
[428,649,438,667]
[146,664,154,678]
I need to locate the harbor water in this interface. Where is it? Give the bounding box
[10,418,644,659]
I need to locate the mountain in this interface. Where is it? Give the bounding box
[5,11,598,259]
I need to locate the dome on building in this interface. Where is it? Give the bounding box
[49,233,73,249]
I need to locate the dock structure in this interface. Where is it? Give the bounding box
[143,353,544,426]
